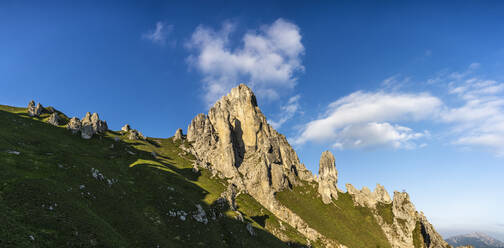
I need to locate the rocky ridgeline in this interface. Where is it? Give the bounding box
[316,148,447,248]
[343,179,447,247]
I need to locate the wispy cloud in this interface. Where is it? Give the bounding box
[186,18,305,105]
[142,21,174,45]
[440,65,504,156]
[269,94,301,129]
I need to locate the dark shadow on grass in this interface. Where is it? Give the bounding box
[251,215,269,228]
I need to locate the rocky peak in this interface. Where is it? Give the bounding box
[186,84,323,242]
[317,150,339,204]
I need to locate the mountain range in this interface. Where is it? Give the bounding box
[446,232,504,248]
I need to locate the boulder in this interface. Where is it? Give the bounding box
[174,128,184,141]
[47,112,60,126]
[317,150,339,204]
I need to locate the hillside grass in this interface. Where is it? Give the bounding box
[0,105,308,248]
[276,183,392,248]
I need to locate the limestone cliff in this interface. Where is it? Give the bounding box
[187,84,313,195]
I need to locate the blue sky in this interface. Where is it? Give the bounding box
[1,0,503,240]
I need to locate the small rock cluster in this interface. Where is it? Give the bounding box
[66,112,108,139]
[121,124,146,140]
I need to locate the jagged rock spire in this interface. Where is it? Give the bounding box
[27,100,43,117]
[317,150,339,204]
[174,128,184,141]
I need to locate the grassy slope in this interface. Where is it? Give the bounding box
[276,183,392,248]
[0,105,309,248]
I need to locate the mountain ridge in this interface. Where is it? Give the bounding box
[0,84,455,247]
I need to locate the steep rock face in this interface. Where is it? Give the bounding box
[416,212,450,248]
[186,84,325,243]
[317,150,339,204]
[187,84,313,194]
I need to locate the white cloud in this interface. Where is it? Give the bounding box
[332,122,428,150]
[269,95,301,129]
[186,18,304,105]
[441,72,504,155]
[142,21,173,45]
[294,91,441,149]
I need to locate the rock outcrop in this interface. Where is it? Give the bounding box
[65,112,108,139]
[128,129,146,140]
[121,124,131,132]
[174,128,184,141]
[47,112,60,126]
[317,150,339,204]
[27,100,43,117]
[346,183,392,208]
[121,124,145,140]
[67,117,82,134]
